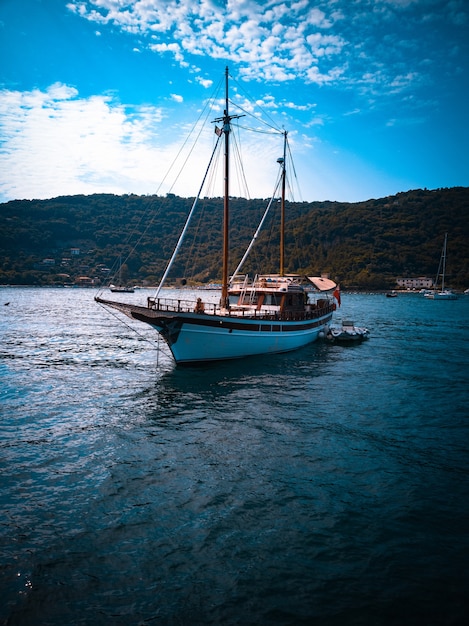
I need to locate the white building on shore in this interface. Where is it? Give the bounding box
[396,277,433,290]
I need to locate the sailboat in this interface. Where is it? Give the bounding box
[109,256,134,293]
[425,233,458,300]
[96,68,338,364]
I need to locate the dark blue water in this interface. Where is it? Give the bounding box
[1,288,468,625]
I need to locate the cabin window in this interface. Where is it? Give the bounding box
[283,293,304,310]
[241,294,258,305]
[264,294,281,306]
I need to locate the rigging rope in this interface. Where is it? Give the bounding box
[98,71,304,308]
[96,301,166,353]
[231,167,283,280]
[226,72,283,133]
[98,76,226,297]
[153,134,223,298]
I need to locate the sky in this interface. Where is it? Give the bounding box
[0,0,468,203]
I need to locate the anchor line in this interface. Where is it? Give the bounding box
[96,302,169,360]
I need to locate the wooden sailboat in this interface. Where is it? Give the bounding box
[425,233,458,300]
[96,68,338,364]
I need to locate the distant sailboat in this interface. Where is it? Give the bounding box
[109,256,134,293]
[425,233,458,300]
[96,67,338,364]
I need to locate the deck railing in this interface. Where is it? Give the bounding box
[147,296,335,321]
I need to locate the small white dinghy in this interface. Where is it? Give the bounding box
[325,320,370,344]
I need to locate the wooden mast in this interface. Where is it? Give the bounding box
[279,131,287,277]
[215,67,243,309]
[441,231,448,291]
[221,67,230,309]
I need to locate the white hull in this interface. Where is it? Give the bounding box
[427,290,458,300]
[96,297,334,364]
[427,234,457,300]
[166,317,329,363]
[325,323,369,343]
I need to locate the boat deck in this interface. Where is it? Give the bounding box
[146,296,335,321]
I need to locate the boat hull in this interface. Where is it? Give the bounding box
[96,297,333,364]
[139,311,333,364]
[428,291,458,300]
[325,327,369,343]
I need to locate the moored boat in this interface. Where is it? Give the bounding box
[96,68,338,364]
[325,320,369,344]
[109,256,134,293]
[425,233,458,300]
[429,290,458,300]
[109,285,135,293]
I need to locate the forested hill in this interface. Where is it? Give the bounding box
[1,187,468,289]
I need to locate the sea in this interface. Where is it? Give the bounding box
[1,287,468,626]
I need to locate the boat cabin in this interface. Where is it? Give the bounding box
[227,274,333,316]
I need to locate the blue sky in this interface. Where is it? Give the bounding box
[0,0,468,203]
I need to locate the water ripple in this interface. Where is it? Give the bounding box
[1,289,468,625]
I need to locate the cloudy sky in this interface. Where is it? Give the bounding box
[0,0,468,203]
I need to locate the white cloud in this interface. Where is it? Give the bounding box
[64,0,468,104]
[66,0,345,85]
[305,7,332,28]
[170,93,183,103]
[0,83,292,202]
[196,77,213,88]
[389,72,419,91]
[304,116,325,127]
[283,101,315,111]
[0,84,173,201]
[0,81,423,204]
[149,42,184,63]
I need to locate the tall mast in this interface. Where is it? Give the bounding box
[213,67,243,309]
[222,67,230,308]
[441,232,447,291]
[279,131,287,277]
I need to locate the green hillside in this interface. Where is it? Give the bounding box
[1,187,468,289]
